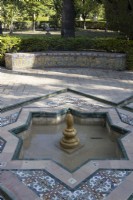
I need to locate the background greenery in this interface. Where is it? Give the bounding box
[0,0,105,32]
[104,0,133,40]
[0,0,133,70]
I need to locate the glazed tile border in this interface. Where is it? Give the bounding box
[0,112,19,127]
[0,93,110,127]
[12,169,132,200]
[42,95,109,111]
[128,194,133,200]
[119,113,133,126]
[0,137,6,153]
[0,91,112,129]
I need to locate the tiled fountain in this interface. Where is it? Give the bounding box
[0,88,133,200]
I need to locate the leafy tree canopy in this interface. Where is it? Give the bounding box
[104,0,133,39]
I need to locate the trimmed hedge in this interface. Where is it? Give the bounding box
[0,35,133,70]
[76,21,106,30]
[11,20,105,31]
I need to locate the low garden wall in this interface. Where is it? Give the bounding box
[5,51,126,70]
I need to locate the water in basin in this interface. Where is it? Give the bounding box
[18,120,123,171]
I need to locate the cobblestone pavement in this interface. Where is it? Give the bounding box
[0,67,133,200]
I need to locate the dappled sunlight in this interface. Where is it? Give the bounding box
[0,67,133,109]
[89,84,132,91]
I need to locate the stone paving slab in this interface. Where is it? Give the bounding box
[0,68,133,110]
[127,103,133,109]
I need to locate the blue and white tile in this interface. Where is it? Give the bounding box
[0,112,19,127]
[12,169,132,200]
[0,137,6,153]
[117,109,133,126]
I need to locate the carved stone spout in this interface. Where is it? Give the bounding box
[60,112,80,149]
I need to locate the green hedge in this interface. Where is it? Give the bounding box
[76,21,106,30]
[0,35,133,70]
[0,36,21,65]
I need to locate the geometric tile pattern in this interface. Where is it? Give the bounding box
[0,137,6,153]
[0,112,19,127]
[40,95,109,110]
[0,88,132,199]
[119,113,133,126]
[13,169,132,200]
[0,94,110,127]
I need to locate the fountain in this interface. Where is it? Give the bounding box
[60,112,80,149]
[15,110,125,171]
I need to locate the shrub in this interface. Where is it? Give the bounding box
[0,35,21,65]
[14,21,33,31]
[0,35,133,70]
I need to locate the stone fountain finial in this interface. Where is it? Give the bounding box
[66,111,74,130]
[60,112,80,149]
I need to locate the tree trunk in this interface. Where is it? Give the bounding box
[83,20,86,29]
[9,18,14,35]
[32,13,36,31]
[82,14,86,29]
[9,9,14,35]
[0,21,3,35]
[61,0,75,37]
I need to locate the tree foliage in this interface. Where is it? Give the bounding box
[20,0,54,31]
[104,0,133,39]
[0,0,54,31]
[0,0,105,36]
[0,0,23,33]
[51,0,62,27]
[75,0,104,29]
